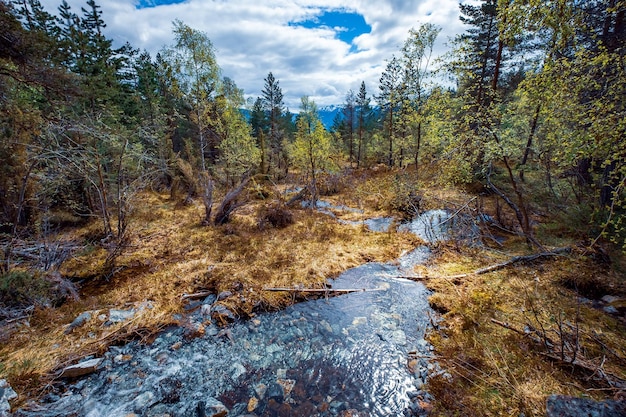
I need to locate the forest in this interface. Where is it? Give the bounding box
[0,0,625,416]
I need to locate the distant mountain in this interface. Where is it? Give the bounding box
[317,105,343,129]
[240,105,345,130]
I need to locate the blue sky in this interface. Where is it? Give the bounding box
[40,0,468,108]
[290,10,371,52]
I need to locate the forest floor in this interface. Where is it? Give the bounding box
[1,167,625,416]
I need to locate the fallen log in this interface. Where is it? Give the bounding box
[262,287,385,294]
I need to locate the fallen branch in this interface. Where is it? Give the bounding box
[181,291,213,301]
[387,247,571,281]
[263,287,385,294]
[539,352,626,389]
[491,320,626,389]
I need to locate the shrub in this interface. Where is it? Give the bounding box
[0,270,51,309]
[258,204,294,229]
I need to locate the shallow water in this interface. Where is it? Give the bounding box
[16,213,446,417]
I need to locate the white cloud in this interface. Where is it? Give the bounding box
[38,0,467,108]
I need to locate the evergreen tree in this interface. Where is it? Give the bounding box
[355,81,372,168]
[249,97,268,173]
[342,90,356,164]
[377,56,405,167]
[261,72,285,172]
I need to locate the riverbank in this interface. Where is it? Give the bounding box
[1,168,625,416]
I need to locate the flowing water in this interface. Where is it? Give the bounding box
[16,212,451,417]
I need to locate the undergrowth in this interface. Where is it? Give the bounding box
[423,242,626,417]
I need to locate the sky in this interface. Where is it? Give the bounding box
[38,0,470,109]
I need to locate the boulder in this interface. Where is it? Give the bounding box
[107,308,136,325]
[210,304,236,325]
[196,398,228,417]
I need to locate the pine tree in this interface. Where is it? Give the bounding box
[378,56,405,167]
[356,81,372,168]
[261,72,285,171]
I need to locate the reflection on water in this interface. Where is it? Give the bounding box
[17,250,436,417]
[17,209,453,417]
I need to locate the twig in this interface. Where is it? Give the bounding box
[181,291,213,301]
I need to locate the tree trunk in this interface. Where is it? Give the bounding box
[414,120,421,174]
[519,104,541,182]
[213,178,248,225]
[200,173,214,226]
[492,39,504,92]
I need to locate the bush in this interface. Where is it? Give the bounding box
[258,204,294,229]
[0,270,78,311]
[317,174,345,196]
[0,271,51,309]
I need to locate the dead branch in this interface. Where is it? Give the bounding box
[491,320,626,389]
[263,287,385,294]
[387,247,571,282]
[213,178,249,225]
[285,186,310,207]
[181,291,213,301]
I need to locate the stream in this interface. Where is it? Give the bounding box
[15,210,451,417]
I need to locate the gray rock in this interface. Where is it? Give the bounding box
[210,304,236,324]
[602,295,620,304]
[64,311,92,334]
[217,291,233,301]
[107,308,136,325]
[546,394,626,417]
[196,398,228,417]
[203,294,217,305]
[267,382,284,403]
[0,379,17,415]
[603,306,619,315]
[59,358,102,378]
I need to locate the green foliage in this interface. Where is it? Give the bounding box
[0,270,51,308]
[217,106,261,183]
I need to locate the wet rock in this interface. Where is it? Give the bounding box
[64,311,92,334]
[254,383,267,399]
[276,379,295,398]
[196,398,228,417]
[200,304,212,317]
[0,379,17,416]
[132,391,157,411]
[319,320,333,335]
[267,382,285,403]
[157,376,182,403]
[546,394,626,417]
[210,304,236,325]
[230,362,246,380]
[247,396,258,412]
[602,295,620,304]
[59,358,102,378]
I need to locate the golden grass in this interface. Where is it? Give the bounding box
[423,242,626,417]
[0,179,420,405]
[2,168,625,416]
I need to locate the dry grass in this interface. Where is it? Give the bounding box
[422,241,626,417]
[0,176,420,405]
[2,169,625,416]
